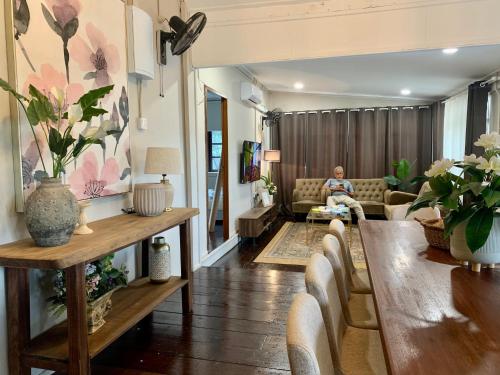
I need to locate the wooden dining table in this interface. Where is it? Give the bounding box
[359,220,500,375]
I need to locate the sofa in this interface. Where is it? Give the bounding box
[384,182,440,221]
[291,178,417,217]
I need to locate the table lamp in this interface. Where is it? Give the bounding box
[145,147,181,211]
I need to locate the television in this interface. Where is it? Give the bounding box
[240,140,262,183]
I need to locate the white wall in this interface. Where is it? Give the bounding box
[0,1,188,373]
[190,0,500,67]
[189,67,265,263]
[268,91,430,112]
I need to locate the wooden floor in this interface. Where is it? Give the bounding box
[90,219,305,374]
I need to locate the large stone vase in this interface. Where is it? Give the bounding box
[450,217,500,271]
[25,178,79,247]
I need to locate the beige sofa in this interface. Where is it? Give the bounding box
[292,178,416,217]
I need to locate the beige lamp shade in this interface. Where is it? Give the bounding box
[145,147,182,175]
[264,150,281,162]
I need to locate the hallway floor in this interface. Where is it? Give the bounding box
[90,220,305,374]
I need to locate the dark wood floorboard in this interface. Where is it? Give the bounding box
[76,218,304,374]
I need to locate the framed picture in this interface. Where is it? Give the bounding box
[5,0,131,211]
[259,190,271,207]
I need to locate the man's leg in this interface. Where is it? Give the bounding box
[338,196,366,220]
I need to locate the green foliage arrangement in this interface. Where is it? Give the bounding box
[261,173,277,195]
[407,132,500,252]
[384,158,415,191]
[48,255,128,317]
[0,78,116,178]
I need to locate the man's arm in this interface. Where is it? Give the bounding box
[322,179,332,190]
[345,181,354,197]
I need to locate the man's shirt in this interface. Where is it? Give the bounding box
[324,178,354,196]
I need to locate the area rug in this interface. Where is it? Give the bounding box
[253,221,366,268]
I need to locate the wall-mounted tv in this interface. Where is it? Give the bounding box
[240,140,262,183]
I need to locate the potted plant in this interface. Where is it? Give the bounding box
[384,158,415,192]
[48,254,128,333]
[407,132,500,270]
[0,78,116,247]
[260,173,277,204]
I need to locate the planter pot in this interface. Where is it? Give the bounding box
[24,178,79,247]
[450,217,500,269]
[87,288,120,334]
[133,183,166,216]
[269,194,274,205]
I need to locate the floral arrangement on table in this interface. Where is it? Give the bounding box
[260,174,278,195]
[48,255,128,318]
[407,132,500,252]
[0,78,116,179]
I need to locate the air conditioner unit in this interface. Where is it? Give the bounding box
[241,82,263,106]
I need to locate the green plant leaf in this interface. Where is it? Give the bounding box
[396,159,410,181]
[465,207,494,252]
[463,165,485,182]
[468,182,485,196]
[406,191,436,215]
[429,176,453,196]
[77,85,114,111]
[0,78,27,101]
[481,188,500,208]
[28,85,57,122]
[80,107,108,122]
[48,127,63,155]
[410,175,428,185]
[443,206,479,238]
[26,101,40,125]
[441,189,460,211]
[384,175,401,186]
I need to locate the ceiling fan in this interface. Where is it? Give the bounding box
[158,12,207,64]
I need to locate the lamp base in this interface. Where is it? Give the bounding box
[160,177,174,212]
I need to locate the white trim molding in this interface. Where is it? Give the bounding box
[201,235,240,266]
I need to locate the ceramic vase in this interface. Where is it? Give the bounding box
[269,194,274,205]
[24,178,79,247]
[133,183,166,216]
[450,217,500,270]
[150,236,171,283]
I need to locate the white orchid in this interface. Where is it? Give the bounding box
[476,156,500,175]
[67,103,83,125]
[463,154,480,165]
[424,158,455,177]
[474,132,500,150]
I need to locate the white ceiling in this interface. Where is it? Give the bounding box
[243,45,500,100]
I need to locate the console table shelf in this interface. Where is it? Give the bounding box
[0,208,199,375]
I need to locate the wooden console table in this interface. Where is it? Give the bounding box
[238,204,278,239]
[0,207,199,375]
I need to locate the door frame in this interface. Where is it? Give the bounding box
[204,85,229,242]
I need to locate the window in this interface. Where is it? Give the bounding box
[208,130,222,172]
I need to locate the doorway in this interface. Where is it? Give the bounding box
[205,87,229,253]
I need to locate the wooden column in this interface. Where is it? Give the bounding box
[66,263,89,374]
[180,219,193,313]
[6,268,30,375]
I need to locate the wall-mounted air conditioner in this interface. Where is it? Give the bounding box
[241,82,263,106]
[126,5,155,80]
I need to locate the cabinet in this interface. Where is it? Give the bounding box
[238,204,278,238]
[0,208,199,374]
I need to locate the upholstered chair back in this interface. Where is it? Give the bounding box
[350,179,388,203]
[305,253,347,368]
[287,292,336,375]
[323,234,351,302]
[328,219,355,274]
[293,179,327,202]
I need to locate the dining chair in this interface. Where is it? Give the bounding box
[287,292,336,375]
[305,253,387,375]
[322,234,378,329]
[329,219,371,293]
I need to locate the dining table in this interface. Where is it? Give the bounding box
[359,220,500,375]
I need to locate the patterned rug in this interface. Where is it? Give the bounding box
[254,221,366,268]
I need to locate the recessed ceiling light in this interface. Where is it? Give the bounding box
[400,88,411,96]
[294,82,304,90]
[442,48,458,55]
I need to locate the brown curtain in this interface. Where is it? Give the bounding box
[306,110,348,178]
[271,112,306,215]
[431,101,445,161]
[417,107,434,176]
[347,109,388,178]
[465,81,491,155]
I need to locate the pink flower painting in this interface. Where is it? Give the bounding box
[69,152,119,199]
[23,63,84,115]
[69,22,120,88]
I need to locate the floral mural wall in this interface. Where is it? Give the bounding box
[11,0,131,202]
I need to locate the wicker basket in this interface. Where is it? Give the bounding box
[415,218,450,250]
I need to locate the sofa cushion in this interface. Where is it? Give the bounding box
[350,179,388,203]
[293,179,327,202]
[358,201,385,215]
[292,200,323,214]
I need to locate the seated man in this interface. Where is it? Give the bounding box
[323,166,366,220]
